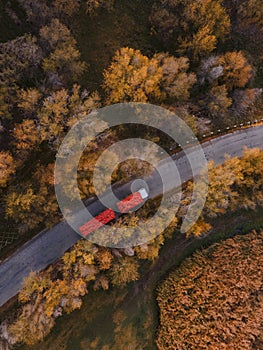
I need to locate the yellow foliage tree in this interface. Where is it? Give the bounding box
[17,88,42,114]
[13,119,40,151]
[156,53,197,100]
[0,151,15,187]
[40,20,86,83]
[217,51,253,90]
[110,257,140,287]
[103,47,163,104]
[150,0,230,57]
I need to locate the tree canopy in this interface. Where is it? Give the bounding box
[150,0,230,57]
[103,47,196,104]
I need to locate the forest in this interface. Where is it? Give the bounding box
[0,0,262,348]
[0,0,262,242]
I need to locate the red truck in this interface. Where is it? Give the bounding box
[79,188,149,237]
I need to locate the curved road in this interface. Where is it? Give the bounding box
[0,125,262,307]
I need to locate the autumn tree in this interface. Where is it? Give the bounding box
[180,147,263,237]
[134,234,165,261]
[233,147,263,209]
[197,51,253,123]
[93,275,109,291]
[230,88,263,119]
[17,88,42,115]
[13,119,40,152]
[14,85,100,152]
[5,187,41,231]
[18,271,51,304]
[110,257,139,287]
[237,0,263,26]
[0,34,43,86]
[103,47,197,104]
[39,18,76,51]
[150,0,230,57]
[206,85,232,118]
[38,85,100,148]
[95,248,114,270]
[32,163,60,225]
[217,51,253,90]
[199,51,253,91]
[156,53,196,101]
[198,55,224,85]
[0,151,16,187]
[5,163,60,231]
[40,19,86,84]
[16,0,51,26]
[103,47,162,104]
[42,44,86,85]
[7,148,263,346]
[9,240,99,345]
[8,302,56,345]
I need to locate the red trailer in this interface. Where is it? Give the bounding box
[117,188,149,213]
[79,208,116,237]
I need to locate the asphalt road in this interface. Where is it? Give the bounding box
[0,125,262,307]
